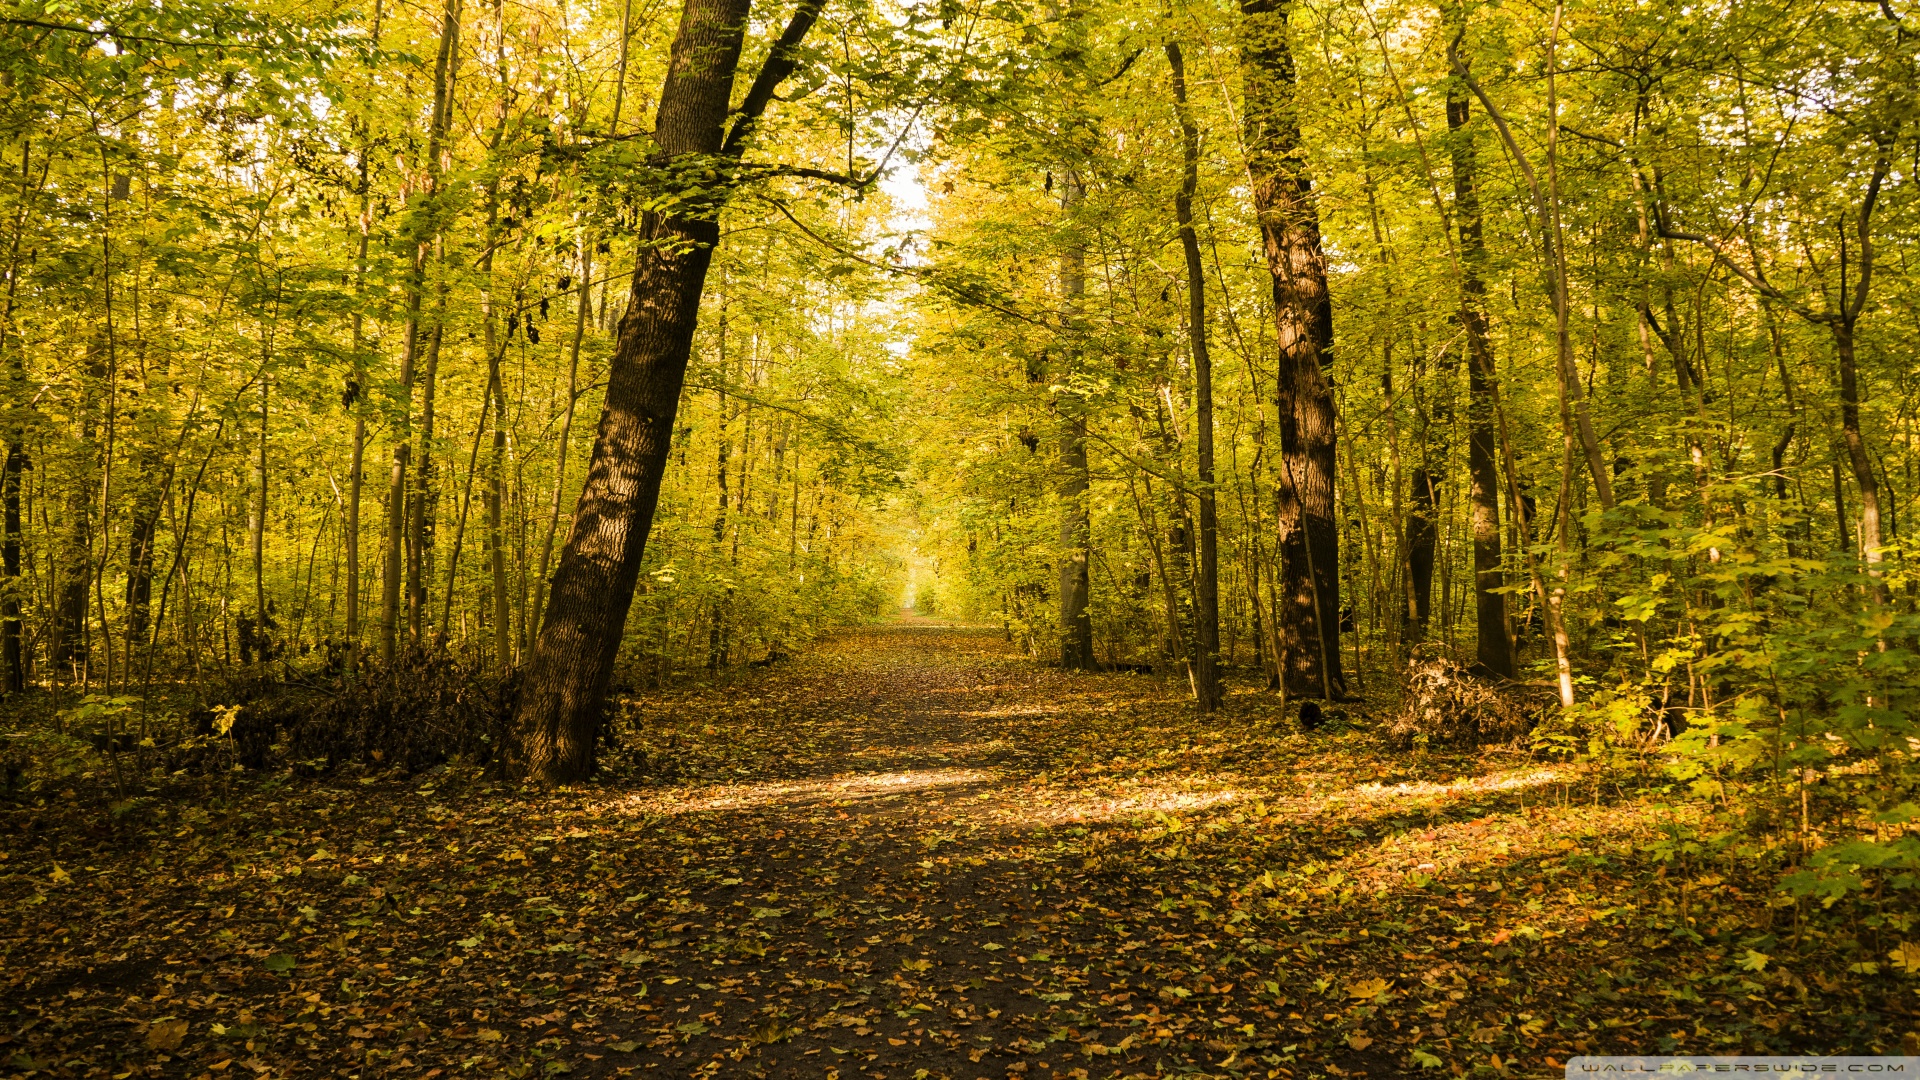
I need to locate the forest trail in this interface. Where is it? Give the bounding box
[3,623,1888,1079]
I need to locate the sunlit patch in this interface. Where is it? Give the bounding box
[965,780,1250,826]
[1349,767,1566,800]
[1264,797,1695,905]
[616,767,996,815]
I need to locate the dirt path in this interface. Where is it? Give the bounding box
[1,622,1897,1080]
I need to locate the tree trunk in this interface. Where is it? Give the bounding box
[510,0,776,783]
[381,0,461,662]
[411,292,446,641]
[1055,173,1095,671]
[1,141,32,694]
[1406,466,1437,632]
[343,0,383,673]
[1834,324,1883,575]
[124,451,161,646]
[531,233,592,641]
[1444,60,1514,677]
[1168,43,1221,711]
[2,442,22,692]
[1453,17,1615,513]
[1240,0,1342,699]
[250,370,268,627]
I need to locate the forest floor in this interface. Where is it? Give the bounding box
[2,620,1912,1080]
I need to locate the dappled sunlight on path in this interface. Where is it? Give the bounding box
[3,620,1861,1080]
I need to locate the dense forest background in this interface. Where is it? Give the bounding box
[1,0,1917,907]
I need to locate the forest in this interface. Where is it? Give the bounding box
[1,0,1917,1074]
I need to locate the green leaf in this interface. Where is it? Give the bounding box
[264,953,297,973]
[1412,1049,1444,1069]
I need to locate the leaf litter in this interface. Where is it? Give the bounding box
[1,623,1910,1079]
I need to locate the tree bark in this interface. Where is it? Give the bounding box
[1239,0,1342,699]
[1167,43,1221,711]
[511,0,816,782]
[1055,173,1095,671]
[1443,53,1514,677]
[1,139,36,694]
[1,442,22,692]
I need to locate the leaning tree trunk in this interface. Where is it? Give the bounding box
[1444,56,1514,678]
[511,0,801,783]
[1239,0,1342,699]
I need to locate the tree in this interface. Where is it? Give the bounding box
[1239,0,1342,700]
[511,0,824,782]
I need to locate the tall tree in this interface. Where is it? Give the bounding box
[511,0,824,782]
[381,0,462,661]
[1166,42,1221,711]
[1442,8,1513,678]
[1055,172,1095,672]
[1239,0,1342,699]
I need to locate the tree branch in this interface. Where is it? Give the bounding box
[722,0,827,158]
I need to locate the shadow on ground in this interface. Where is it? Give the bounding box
[0,621,1900,1080]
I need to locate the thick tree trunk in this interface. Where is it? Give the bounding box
[1055,174,1095,672]
[1239,0,1342,699]
[510,0,762,783]
[1168,42,1221,712]
[1444,72,1514,678]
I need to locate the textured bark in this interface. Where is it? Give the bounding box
[511,0,798,782]
[1239,0,1342,699]
[1055,174,1095,672]
[1445,71,1513,678]
[1167,43,1221,712]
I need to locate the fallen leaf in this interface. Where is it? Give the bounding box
[145,1019,188,1051]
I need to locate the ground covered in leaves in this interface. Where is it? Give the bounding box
[3,621,1913,1079]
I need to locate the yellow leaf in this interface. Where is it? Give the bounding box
[48,863,71,885]
[1889,940,1920,975]
[145,1018,188,1051]
[477,1028,504,1042]
[1347,1033,1374,1051]
[1347,977,1391,1001]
